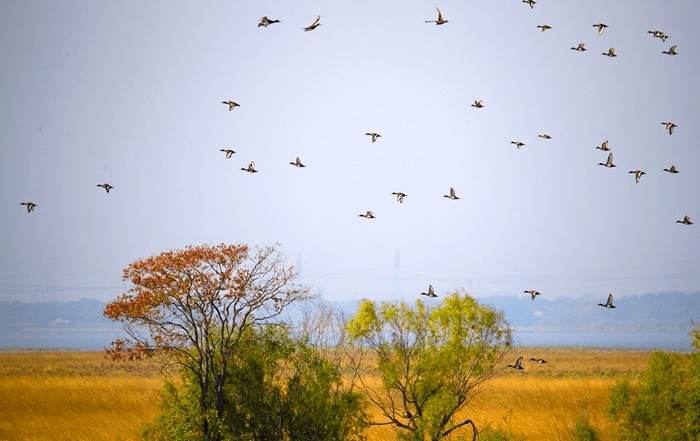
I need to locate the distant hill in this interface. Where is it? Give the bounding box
[1,292,697,350]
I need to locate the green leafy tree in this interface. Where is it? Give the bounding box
[346,289,513,441]
[141,324,367,441]
[606,322,700,441]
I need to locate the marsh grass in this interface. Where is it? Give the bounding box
[0,348,655,441]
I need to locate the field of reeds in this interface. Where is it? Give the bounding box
[0,348,655,441]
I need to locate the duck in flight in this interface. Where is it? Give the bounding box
[96,183,114,193]
[220,149,236,158]
[20,202,37,213]
[222,100,240,111]
[537,24,552,32]
[522,0,536,9]
[530,358,547,363]
[662,121,677,135]
[629,170,646,183]
[258,16,280,27]
[677,215,693,225]
[524,290,541,300]
[663,165,679,174]
[599,152,616,168]
[511,141,525,149]
[443,187,459,200]
[603,47,617,57]
[538,134,552,139]
[508,356,524,370]
[471,100,484,108]
[598,294,616,308]
[290,157,306,167]
[421,285,438,298]
[303,15,321,31]
[662,45,678,55]
[571,43,587,51]
[392,192,407,203]
[241,161,258,173]
[425,7,448,25]
[593,23,609,35]
[596,140,610,151]
[365,132,382,143]
[648,30,669,42]
[358,211,375,219]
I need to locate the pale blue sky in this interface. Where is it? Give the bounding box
[1,1,698,305]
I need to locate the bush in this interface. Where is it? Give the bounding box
[570,415,599,441]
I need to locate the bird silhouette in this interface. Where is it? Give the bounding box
[258,16,280,28]
[662,45,678,55]
[571,43,587,51]
[443,187,459,200]
[222,100,240,111]
[522,0,536,9]
[220,149,236,158]
[511,141,525,149]
[530,358,547,363]
[648,30,668,42]
[508,356,524,370]
[663,165,679,174]
[20,202,37,213]
[538,134,552,139]
[593,23,608,35]
[677,215,693,225]
[421,285,438,297]
[537,24,552,32]
[290,157,306,167]
[598,294,616,308]
[661,121,677,135]
[365,132,382,143]
[241,161,258,173]
[598,152,616,168]
[629,170,646,183]
[471,100,484,108]
[303,15,321,31]
[602,47,617,57]
[425,7,448,25]
[96,183,114,193]
[358,211,375,219]
[392,192,407,203]
[524,290,541,300]
[596,140,610,151]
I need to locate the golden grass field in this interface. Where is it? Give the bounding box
[0,348,657,441]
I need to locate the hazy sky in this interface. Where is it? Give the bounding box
[2,1,698,305]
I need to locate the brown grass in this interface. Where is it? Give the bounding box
[0,348,655,441]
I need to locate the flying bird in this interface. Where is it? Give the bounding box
[522,0,536,9]
[20,202,37,213]
[593,23,609,35]
[530,358,547,363]
[421,285,438,298]
[663,165,679,174]
[508,356,524,370]
[511,141,525,149]
[358,211,375,219]
[425,7,448,25]
[524,290,541,300]
[443,187,459,200]
[662,45,678,55]
[598,152,616,168]
[537,24,552,32]
[392,192,407,203]
[96,183,114,193]
[598,294,616,309]
[648,30,668,42]
[629,170,646,183]
[222,100,240,111]
[677,215,693,225]
[303,15,321,31]
[241,161,258,173]
[602,47,617,57]
[365,132,382,143]
[596,140,610,151]
[290,157,306,167]
[220,149,236,158]
[571,43,587,51]
[661,121,677,135]
[538,134,552,139]
[471,100,484,108]
[258,16,280,27]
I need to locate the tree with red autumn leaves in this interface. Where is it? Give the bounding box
[103,242,310,438]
